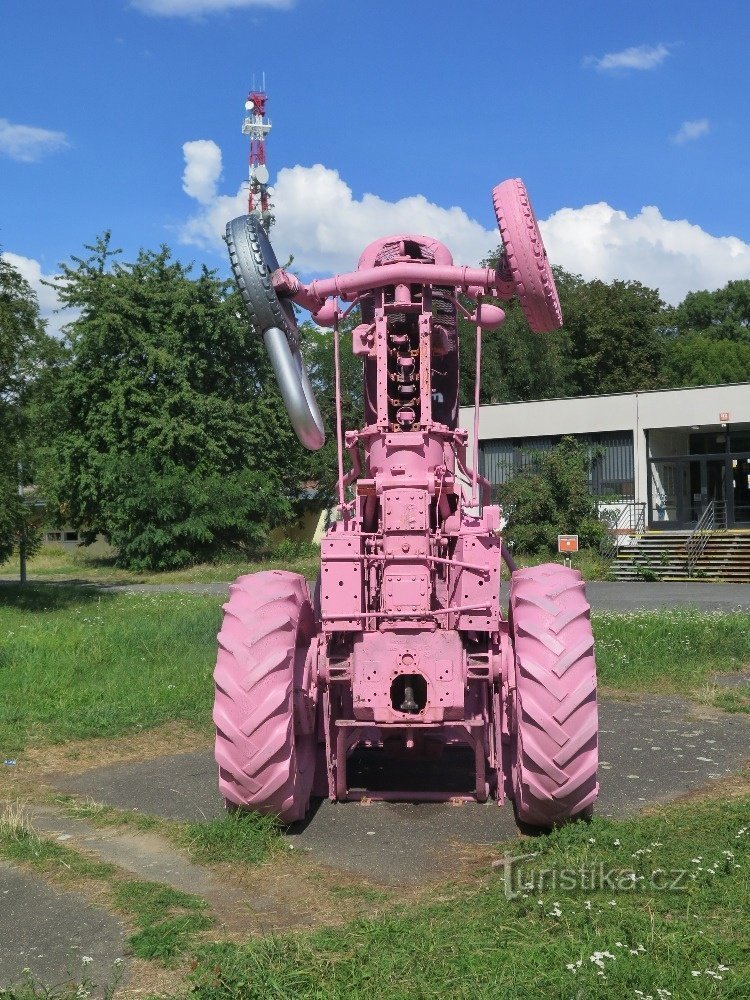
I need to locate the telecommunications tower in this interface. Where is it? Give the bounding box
[242,80,274,231]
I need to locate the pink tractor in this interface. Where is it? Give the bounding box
[213,179,598,829]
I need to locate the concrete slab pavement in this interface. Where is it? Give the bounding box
[0,861,125,994]
[50,693,750,885]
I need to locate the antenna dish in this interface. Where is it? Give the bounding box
[245,99,254,111]
[255,164,269,185]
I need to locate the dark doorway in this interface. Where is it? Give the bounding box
[648,427,750,529]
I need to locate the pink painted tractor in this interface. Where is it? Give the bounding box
[214,179,598,828]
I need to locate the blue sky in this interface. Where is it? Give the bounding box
[1,0,749,331]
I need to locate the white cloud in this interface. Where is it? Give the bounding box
[540,203,750,305]
[0,118,69,163]
[1,253,79,338]
[584,43,671,72]
[182,139,223,204]
[179,147,498,271]
[178,143,750,306]
[671,118,710,145]
[132,0,291,15]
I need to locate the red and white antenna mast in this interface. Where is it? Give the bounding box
[242,76,274,231]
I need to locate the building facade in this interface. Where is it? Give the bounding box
[459,382,750,530]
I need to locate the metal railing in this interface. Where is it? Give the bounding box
[599,501,647,560]
[684,500,727,577]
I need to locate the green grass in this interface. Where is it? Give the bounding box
[55,796,284,869]
[593,608,750,696]
[111,880,213,961]
[186,794,750,999]
[0,816,214,963]
[512,547,612,581]
[713,685,750,714]
[0,542,319,585]
[0,585,221,755]
[0,967,125,1000]
[181,810,284,867]
[2,591,748,761]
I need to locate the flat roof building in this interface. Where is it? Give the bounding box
[460,382,750,531]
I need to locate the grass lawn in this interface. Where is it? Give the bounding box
[0,587,748,998]
[0,542,319,585]
[0,586,220,756]
[0,542,611,585]
[1,587,749,759]
[185,792,750,999]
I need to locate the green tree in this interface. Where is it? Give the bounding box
[662,333,750,387]
[299,310,364,506]
[669,280,750,342]
[460,254,575,406]
[498,437,606,554]
[0,254,59,563]
[45,234,305,570]
[562,277,666,395]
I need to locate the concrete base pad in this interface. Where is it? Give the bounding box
[50,695,750,885]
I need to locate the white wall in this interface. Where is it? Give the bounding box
[459,382,750,512]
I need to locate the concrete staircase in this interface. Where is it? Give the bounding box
[610,530,750,582]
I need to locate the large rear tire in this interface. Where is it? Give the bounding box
[213,570,317,823]
[509,564,598,828]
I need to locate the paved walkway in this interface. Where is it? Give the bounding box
[50,692,750,884]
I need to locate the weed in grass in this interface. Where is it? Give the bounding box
[181,810,283,867]
[0,962,125,1000]
[712,685,750,715]
[326,884,389,903]
[0,820,118,882]
[112,881,213,962]
[0,799,32,838]
[186,795,750,999]
[57,795,161,832]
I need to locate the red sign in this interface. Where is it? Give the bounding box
[558,535,579,553]
[720,412,730,422]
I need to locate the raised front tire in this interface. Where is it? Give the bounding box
[492,178,563,334]
[509,564,598,828]
[213,570,317,823]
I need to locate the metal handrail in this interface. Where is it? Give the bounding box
[684,500,727,576]
[600,501,646,560]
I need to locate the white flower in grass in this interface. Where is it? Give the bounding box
[691,970,702,976]
[613,839,621,846]
[584,900,592,910]
[656,991,672,999]
[588,837,596,844]
[608,899,617,906]
[717,964,730,972]
[81,956,93,966]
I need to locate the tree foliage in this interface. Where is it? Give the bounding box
[0,255,59,563]
[498,437,606,554]
[44,234,306,570]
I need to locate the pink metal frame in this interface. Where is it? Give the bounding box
[282,236,516,804]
